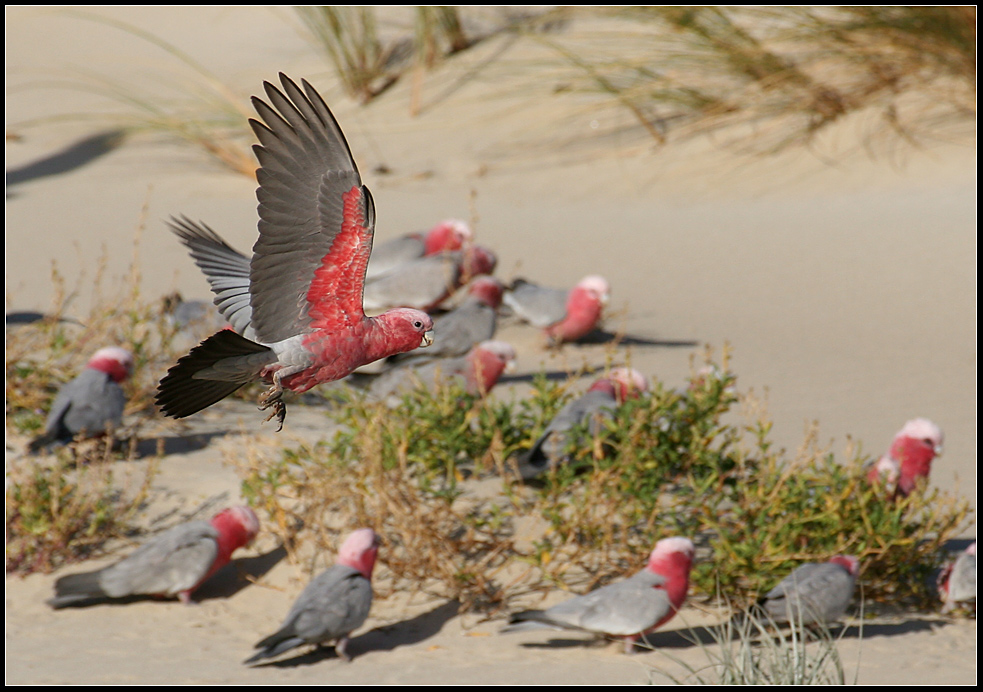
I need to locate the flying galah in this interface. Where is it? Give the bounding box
[866,419,944,498]
[156,75,435,430]
[507,537,695,654]
[503,275,609,345]
[756,556,859,626]
[515,368,648,480]
[365,219,472,281]
[245,528,380,664]
[47,506,260,608]
[361,246,497,313]
[367,340,516,403]
[389,277,504,367]
[28,346,133,452]
[938,541,976,614]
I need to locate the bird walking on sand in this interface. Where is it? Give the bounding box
[866,418,944,498]
[754,556,859,627]
[48,506,259,608]
[28,346,133,452]
[504,275,609,346]
[156,74,434,430]
[246,528,380,664]
[507,537,695,654]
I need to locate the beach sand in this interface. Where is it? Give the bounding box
[6,7,976,684]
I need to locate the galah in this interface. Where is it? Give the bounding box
[155,75,435,430]
[516,368,649,480]
[866,418,944,498]
[756,556,859,626]
[28,346,133,452]
[361,245,497,313]
[365,219,472,281]
[245,528,380,664]
[938,541,976,614]
[507,537,695,654]
[47,506,260,608]
[503,275,609,345]
[367,340,516,403]
[389,276,504,366]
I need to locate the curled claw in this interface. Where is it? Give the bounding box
[258,384,286,432]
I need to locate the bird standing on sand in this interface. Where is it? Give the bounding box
[504,275,609,345]
[156,75,434,429]
[755,556,859,626]
[507,537,695,654]
[246,528,380,664]
[48,506,259,608]
[28,346,133,452]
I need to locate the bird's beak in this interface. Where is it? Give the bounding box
[505,359,518,374]
[421,329,435,347]
[935,444,944,456]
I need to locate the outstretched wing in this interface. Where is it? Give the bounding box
[248,73,374,344]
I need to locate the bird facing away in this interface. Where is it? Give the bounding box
[515,367,649,480]
[246,528,380,664]
[367,340,516,404]
[756,556,860,627]
[504,275,609,346]
[365,219,472,281]
[156,74,435,430]
[28,346,134,452]
[938,541,976,614]
[47,506,260,609]
[866,418,944,498]
[507,536,695,654]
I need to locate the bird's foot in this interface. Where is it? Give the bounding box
[258,385,286,432]
[335,636,352,662]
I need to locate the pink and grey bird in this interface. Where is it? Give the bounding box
[367,340,516,403]
[28,346,133,452]
[866,418,944,498]
[365,219,472,281]
[246,528,380,664]
[504,275,609,345]
[938,541,976,614]
[156,75,434,430]
[507,537,695,654]
[48,506,259,608]
[516,368,649,480]
[756,556,859,626]
[361,245,497,313]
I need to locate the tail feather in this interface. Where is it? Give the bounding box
[157,330,275,418]
[47,571,107,609]
[244,632,305,665]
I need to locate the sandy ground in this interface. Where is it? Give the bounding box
[5,7,976,685]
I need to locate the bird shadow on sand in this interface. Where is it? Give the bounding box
[130,430,239,458]
[6,130,126,197]
[576,329,700,349]
[196,546,288,603]
[247,599,462,667]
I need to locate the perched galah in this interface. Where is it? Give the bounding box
[516,368,649,480]
[361,245,497,313]
[756,556,859,626]
[504,275,609,345]
[507,537,695,654]
[47,506,260,608]
[245,528,380,664]
[367,340,516,403]
[156,75,435,430]
[938,541,976,614]
[389,277,504,366]
[365,219,472,281]
[28,346,134,452]
[866,418,944,498]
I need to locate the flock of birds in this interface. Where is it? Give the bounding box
[25,74,976,664]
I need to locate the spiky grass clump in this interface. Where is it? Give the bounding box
[233,353,972,613]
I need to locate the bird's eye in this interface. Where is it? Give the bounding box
[414,321,423,329]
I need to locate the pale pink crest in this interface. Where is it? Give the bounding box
[468,277,505,309]
[608,367,649,401]
[424,219,472,255]
[576,275,610,304]
[88,346,134,383]
[895,418,944,452]
[337,528,380,580]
